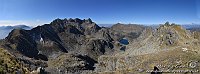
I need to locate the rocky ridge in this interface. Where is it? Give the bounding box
[1,18,145,73]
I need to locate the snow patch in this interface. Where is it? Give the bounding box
[40,37,43,42]
[182,48,188,51]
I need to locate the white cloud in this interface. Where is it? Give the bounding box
[0,20,50,27]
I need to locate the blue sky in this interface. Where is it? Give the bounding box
[0,0,200,26]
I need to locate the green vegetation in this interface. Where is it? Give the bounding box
[0,39,3,46]
[0,48,29,73]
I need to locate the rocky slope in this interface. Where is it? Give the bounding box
[0,18,146,73]
[1,19,200,74]
[123,22,196,56]
[95,22,200,74]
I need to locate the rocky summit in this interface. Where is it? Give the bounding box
[1,18,200,74]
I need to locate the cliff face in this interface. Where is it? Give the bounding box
[5,29,39,58]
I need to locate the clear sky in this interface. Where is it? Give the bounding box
[0,0,200,26]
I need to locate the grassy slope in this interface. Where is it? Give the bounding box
[0,48,29,73]
[97,46,200,74]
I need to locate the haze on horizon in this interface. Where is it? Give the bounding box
[0,0,200,26]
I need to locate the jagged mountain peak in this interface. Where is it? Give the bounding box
[50,18,94,25]
[1,18,121,73]
[47,18,101,35]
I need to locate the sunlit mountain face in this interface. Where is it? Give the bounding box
[0,25,32,39]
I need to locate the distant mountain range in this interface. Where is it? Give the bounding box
[0,25,32,39]
[0,24,200,39]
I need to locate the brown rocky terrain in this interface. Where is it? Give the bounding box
[95,22,200,74]
[0,18,200,74]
